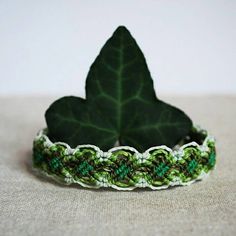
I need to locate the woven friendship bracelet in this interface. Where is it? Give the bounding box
[32,125,216,190]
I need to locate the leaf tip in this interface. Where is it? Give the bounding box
[113,25,130,35]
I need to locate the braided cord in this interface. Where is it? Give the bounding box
[32,125,216,190]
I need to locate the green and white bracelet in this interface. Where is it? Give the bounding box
[32,125,216,190]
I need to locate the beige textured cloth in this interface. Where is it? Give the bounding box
[0,96,235,236]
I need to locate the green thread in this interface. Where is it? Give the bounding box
[49,157,62,171]
[187,159,198,173]
[208,152,216,166]
[154,163,170,177]
[115,164,131,180]
[77,161,94,176]
[33,151,44,165]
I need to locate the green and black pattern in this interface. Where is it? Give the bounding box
[33,125,216,190]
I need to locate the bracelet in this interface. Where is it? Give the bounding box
[32,125,216,190]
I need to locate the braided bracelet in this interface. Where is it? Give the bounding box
[32,125,216,190]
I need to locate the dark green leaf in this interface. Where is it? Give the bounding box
[46,26,192,152]
[46,96,117,149]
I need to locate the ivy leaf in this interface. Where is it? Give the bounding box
[46,26,192,152]
[46,96,118,149]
